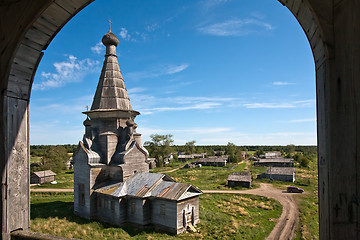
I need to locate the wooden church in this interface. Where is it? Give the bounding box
[73,26,202,234]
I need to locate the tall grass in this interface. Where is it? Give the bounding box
[31,192,281,239]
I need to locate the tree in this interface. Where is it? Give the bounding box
[284,144,295,155]
[226,142,240,163]
[144,134,174,167]
[255,149,264,157]
[185,140,196,154]
[299,156,310,168]
[42,145,68,174]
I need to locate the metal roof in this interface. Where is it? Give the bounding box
[257,158,293,163]
[194,157,227,163]
[266,167,295,175]
[32,170,56,178]
[95,172,202,201]
[227,172,252,182]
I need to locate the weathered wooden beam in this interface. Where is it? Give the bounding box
[11,229,77,240]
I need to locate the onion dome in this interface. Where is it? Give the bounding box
[102,31,119,47]
[83,117,91,126]
[126,119,135,127]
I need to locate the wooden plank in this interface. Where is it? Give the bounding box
[55,0,91,14]
[41,3,72,28]
[8,70,31,83]
[6,79,30,100]
[32,17,58,36]
[21,37,44,52]
[24,26,51,50]
[306,19,318,41]
[284,0,294,9]
[310,30,326,68]
[13,44,41,69]
[297,4,314,34]
[292,0,302,15]
[5,97,30,232]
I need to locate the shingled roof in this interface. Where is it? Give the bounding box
[90,30,133,111]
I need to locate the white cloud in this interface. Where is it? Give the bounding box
[198,18,273,36]
[126,63,189,81]
[289,118,316,123]
[128,91,238,115]
[273,81,295,86]
[138,125,316,145]
[244,103,296,109]
[91,41,105,54]
[127,87,146,94]
[143,102,221,113]
[201,0,231,10]
[293,99,315,105]
[119,27,132,41]
[145,23,160,32]
[33,55,100,90]
[243,99,315,109]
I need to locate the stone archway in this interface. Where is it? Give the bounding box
[1,0,359,239]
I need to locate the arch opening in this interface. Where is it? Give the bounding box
[2,0,359,239]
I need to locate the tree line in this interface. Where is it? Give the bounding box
[31,137,317,169]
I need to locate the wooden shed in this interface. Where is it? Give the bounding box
[193,157,227,167]
[228,172,252,188]
[30,170,56,184]
[257,167,295,182]
[253,158,294,167]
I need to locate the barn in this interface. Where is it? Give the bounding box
[257,167,295,182]
[227,172,252,188]
[253,158,294,167]
[30,170,56,184]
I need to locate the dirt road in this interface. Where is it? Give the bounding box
[32,183,298,239]
[31,188,73,192]
[203,183,299,240]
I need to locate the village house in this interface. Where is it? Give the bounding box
[178,154,194,161]
[178,153,206,161]
[253,158,294,167]
[227,172,252,188]
[192,156,228,167]
[73,28,202,234]
[66,157,73,169]
[264,152,282,159]
[257,167,295,182]
[30,170,56,184]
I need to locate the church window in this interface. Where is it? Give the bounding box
[104,199,108,209]
[98,198,102,208]
[131,202,136,214]
[78,183,85,206]
[160,204,166,215]
[111,200,115,211]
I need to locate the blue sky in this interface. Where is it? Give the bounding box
[30,0,316,146]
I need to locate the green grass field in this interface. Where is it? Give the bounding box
[30,192,281,239]
[29,156,319,239]
[165,163,249,190]
[30,156,42,164]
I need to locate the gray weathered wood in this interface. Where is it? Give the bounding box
[4,97,30,233]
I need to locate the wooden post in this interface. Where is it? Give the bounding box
[1,95,30,239]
